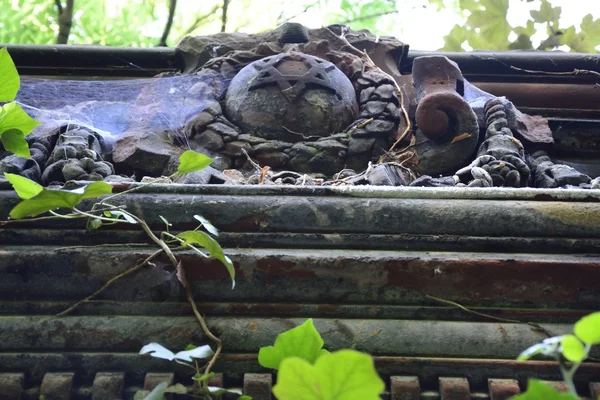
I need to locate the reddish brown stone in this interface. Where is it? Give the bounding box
[243,373,272,400]
[390,376,420,400]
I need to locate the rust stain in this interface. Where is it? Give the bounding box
[385,257,600,304]
[255,258,316,284]
[182,257,244,282]
[248,321,258,331]
[532,202,600,228]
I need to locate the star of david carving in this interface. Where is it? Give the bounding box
[249,53,342,103]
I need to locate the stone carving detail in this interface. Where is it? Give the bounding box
[529,150,591,188]
[2,23,597,189]
[42,126,114,185]
[457,99,531,188]
[412,56,479,175]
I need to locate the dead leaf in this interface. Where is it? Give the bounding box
[450,132,472,144]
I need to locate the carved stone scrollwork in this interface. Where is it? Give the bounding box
[412,56,479,175]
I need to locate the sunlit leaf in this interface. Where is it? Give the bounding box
[530,0,561,26]
[176,150,213,175]
[194,214,219,236]
[517,336,562,361]
[511,379,578,400]
[104,210,137,224]
[574,311,600,345]
[88,218,103,230]
[560,334,586,363]
[139,342,214,362]
[9,181,112,219]
[272,350,384,400]
[0,102,40,137]
[0,47,20,102]
[0,129,30,158]
[4,172,42,199]
[258,319,328,370]
[176,230,235,288]
[207,387,243,395]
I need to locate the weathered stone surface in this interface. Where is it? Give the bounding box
[530,151,591,188]
[192,129,225,151]
[61,157,114,182]
[348,138,376,155]
[0,154,41,182]
[410,175,457,187]
[361,101,388,117]
[112,129,181,177]
[173,166,232,184]
[364,119,396,136]
[224,52,358,140]
[412,56,480,175]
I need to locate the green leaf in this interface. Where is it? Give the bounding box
[574,312,600,345]
[1,129,30,158]
[272,350,384,400]
[4,172,42,199]
[258,319,327,370]
[176,230,235,288]
[192,372,215,382]
[176,150,213,175]
[0,47,20,102]
[164,384,187,394]
[511,379,578,400]
[0,102,40,137]
[465,0,511,50]
[136,382,168,400]
[9,181,112,219]
[440,24,468,51]
[530,0,561,26]
[104,210,137,224]
[88,218,103,230]
[238,396,253,400]
[560,334,586,363]
[194,214,219,236]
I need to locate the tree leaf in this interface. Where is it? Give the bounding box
[176,230,235,288]
[272,350,384,400]
[176,150,213,175]
[560,334,586,363]
[4,172,42,199]
[466,0,511,50]
[9,181,112,219]
[511,379,578,400]
[0,47,20,102]
[574,311,600,345]
[0,129,30,158]
[194,214,219,236]
[530,0,561,26]
[0,102,40,137]
[258,319,327,370]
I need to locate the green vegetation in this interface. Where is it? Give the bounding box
[0,47,39,158]
[1,1,598,52]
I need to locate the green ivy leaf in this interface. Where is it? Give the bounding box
[560,334,586,363]
[0,47,20,102]
[272,350,384,400]
[0,129,30,158]
[135,382,168,400]
[465,0,511,50]
[258,319,328,370]
[511,379,578,400]
[164,384,187,394]
[176,230,235,288]
[9,181,112,219]
[0,102,40,137]
[4,172,42,199]
[176,150,213,175]
[574,311,600,345]
[192,372,215,382]
[194,214,219,236]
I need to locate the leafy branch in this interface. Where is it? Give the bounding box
[2,150,233,395]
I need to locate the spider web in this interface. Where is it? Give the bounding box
[15,69,230,147]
